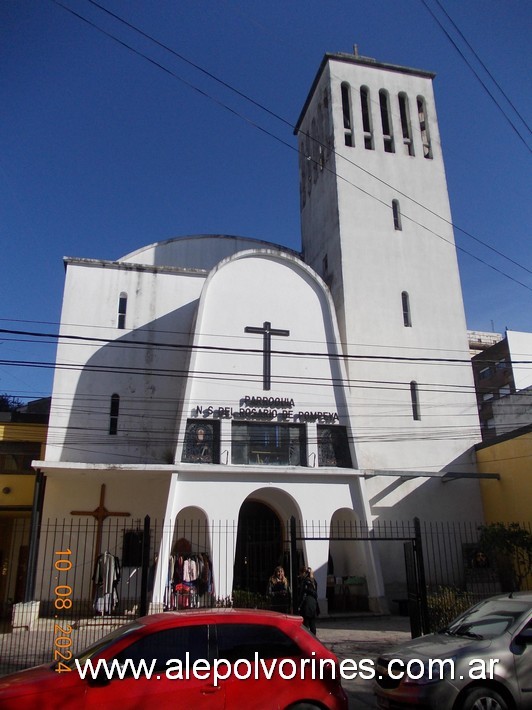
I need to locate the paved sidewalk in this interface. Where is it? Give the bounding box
[317,614,412,709]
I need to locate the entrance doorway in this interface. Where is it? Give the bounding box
[233,501,284,594]
[0,515,31,621]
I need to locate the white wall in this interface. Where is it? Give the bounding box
[176,249,352,465]
[45,259,205,463]
[492,386,532,434]
[507,330,532,390]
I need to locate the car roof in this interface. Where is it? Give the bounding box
[481,592,532,604]
[137,608,303,628]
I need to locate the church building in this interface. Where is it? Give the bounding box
[34,50,483,614]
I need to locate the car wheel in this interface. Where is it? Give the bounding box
[460,686,509,710]
[287,704,321,710]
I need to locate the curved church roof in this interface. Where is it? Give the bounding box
[119,234,301,272]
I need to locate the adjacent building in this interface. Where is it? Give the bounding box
[472,330,532,439]
[0,398,49,615]
[476,424,532,524]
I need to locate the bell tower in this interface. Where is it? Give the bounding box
[295,51,480,474]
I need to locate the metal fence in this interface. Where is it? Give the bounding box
[0,516,530,676]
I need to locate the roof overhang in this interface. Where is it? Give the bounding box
[33,461,499,483]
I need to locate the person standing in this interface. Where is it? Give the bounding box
[297,566,319,634]
[267,566,290,613]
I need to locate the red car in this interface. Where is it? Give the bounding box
[0,608,348,709]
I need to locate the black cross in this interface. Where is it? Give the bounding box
[244,321,290,391]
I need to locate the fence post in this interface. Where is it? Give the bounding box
[290,516,298,614]
[414,517,429,634]
[24,470,45,602]
[139,515,151,617]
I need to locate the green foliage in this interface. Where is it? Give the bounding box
[426,586,475,632]
[478,522,532,591]
[0,394,23,412]
[230,589,270,609]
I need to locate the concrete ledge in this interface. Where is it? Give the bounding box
[11,601,40,631]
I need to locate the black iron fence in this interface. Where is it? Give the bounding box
[0,516,530,676]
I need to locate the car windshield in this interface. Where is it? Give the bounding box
[443,599,530,640]
[59,621,142,669]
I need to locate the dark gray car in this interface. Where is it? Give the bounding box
[374,591,532,710]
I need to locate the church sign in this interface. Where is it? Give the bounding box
[194,395,339,424]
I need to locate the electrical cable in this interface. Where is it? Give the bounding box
[84,0,532,277]
[49,0,532,286]
[0,316,505,357]
[421,0,531,151]
[3,326,532,368]
[431,0,530,136]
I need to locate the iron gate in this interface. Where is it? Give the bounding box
[289,516,429,637]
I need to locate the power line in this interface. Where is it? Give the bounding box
[85,0,532,278]
[49,0,532,287]
[421,0,532,151]
[4,326,532,367]
[432,0,530,136]
[0,355,482,389]
[0,314,507,356]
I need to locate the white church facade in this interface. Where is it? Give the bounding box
[35,51,483,614]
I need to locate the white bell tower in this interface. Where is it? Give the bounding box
[295,51,481,486]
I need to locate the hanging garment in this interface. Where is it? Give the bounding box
[183,557,198,583]
[93,551,121,614]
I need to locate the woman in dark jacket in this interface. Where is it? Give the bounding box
[267,566,290,613]
[297,567,319,634]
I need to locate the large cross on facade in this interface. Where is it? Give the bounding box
[244,321,290,391]
[71,483,130,577]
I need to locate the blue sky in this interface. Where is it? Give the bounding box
[1,0,531,403]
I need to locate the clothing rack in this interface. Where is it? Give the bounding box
[164,550,214,610]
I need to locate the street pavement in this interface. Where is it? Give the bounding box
[317,614,412,709]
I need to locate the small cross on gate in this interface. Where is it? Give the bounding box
[244,320,290,391]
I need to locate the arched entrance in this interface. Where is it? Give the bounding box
[233,500,284,595]
[327,508,369,612]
